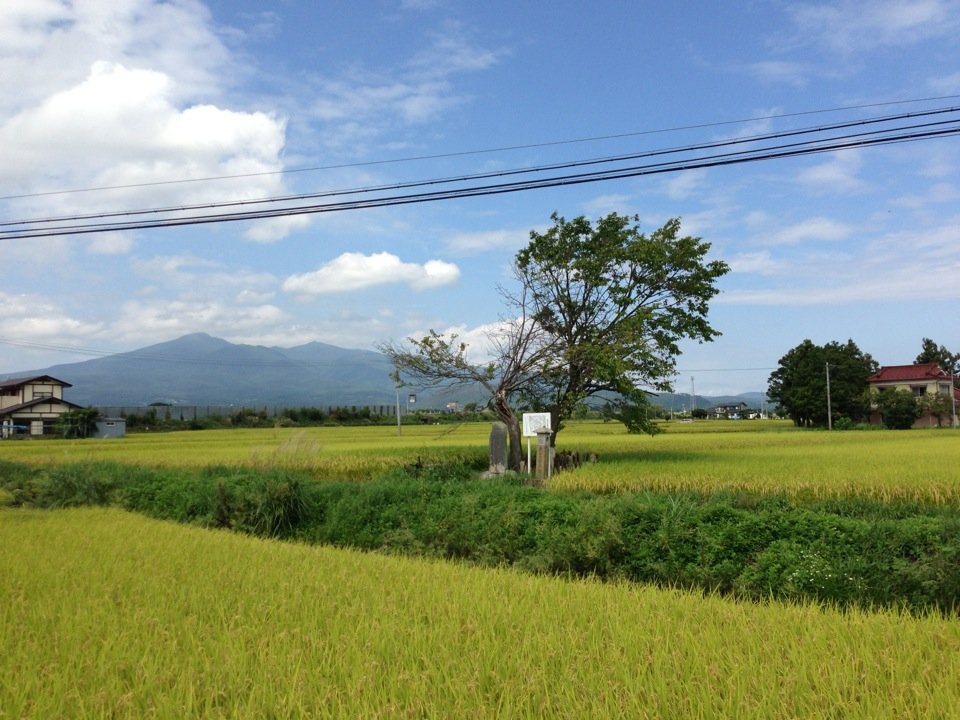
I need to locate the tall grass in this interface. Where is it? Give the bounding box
[3,421,960,501]
[3,508,959,719]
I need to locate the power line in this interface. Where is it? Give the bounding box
[6,105,956,229]
[3,120,958,240]
[2,93,958,202]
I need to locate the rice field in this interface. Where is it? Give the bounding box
[2,420,960,502]
[3,507,959,719]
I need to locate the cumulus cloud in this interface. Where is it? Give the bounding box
[0,290,105,343]
[282,252,460,295]
[0,2,303,242]
[0,0,230,115]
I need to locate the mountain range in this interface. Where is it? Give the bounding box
[4,333,767,409]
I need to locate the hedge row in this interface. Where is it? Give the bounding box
[2,459,958,614]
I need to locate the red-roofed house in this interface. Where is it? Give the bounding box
[0,375,82,436]
[867,363,959,428]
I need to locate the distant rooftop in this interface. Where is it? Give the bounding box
[867,363,952,383]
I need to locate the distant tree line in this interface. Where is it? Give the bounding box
[768,337,957,429]
[115,405,498,432]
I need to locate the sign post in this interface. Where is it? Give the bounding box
[522,412,552,475]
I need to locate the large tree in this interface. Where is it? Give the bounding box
[384,212,728,465]
[767,339,878,427]
[515,212,729,442]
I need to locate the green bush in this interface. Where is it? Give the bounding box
[877,390,921,429]
[3,459,959,614]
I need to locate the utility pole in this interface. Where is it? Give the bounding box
[952,373,958,428]
[825,362,833,430]
[690,377,696,419]
[395,386,402,436]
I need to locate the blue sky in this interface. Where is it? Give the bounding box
[1,0,959,395]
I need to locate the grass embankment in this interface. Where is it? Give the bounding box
[4,459,959,614]
[3,508,959,719]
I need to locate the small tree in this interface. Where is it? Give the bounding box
[56,407,100,438]
[877,389,920,429]
[381,297,552,471]
[919,392,953,427]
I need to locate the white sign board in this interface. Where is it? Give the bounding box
[522,412,552,437]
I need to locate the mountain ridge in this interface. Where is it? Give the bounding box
[3,333,767,409]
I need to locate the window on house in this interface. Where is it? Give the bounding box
[33,391,52,399]
[911,386,926,397]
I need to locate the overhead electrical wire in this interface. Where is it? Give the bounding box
[5,105,958,230]
[2,93,958,202]
[3,116,959,240]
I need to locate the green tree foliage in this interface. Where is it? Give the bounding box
[599,394,663,434]
[381,308,552,472]
[515,213,729,441]
[55,407,101,438]
[385,212,728,460]
[915,337,959,380]
[918,392,953,427]
[876,389,921,430]
[767,340,878,427]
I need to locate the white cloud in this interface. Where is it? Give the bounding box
[445,227,532,253]
[0,0,230,116]
[582,194,634,215]
[87,233,134,255]
[282,252,460,295]
[132,255,221,276]
[728,251,785,275]
[236,289,276,305]
[244,214,312,244]
[307,29,504,151]
[742,61,813,87]
[796,151,866,193]
[786,0,959,53]
[763,217,855,245]
[664,169,707,200]
[894,182,960,209]
[0,290,105,343]
[0,2,305,242]
[929,71,960,93]
[719,217,960,305]
[112,299,288,344]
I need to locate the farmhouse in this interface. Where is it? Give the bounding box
[0,375,82,436]
[867,363,959,428]
[710,401,748,419]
